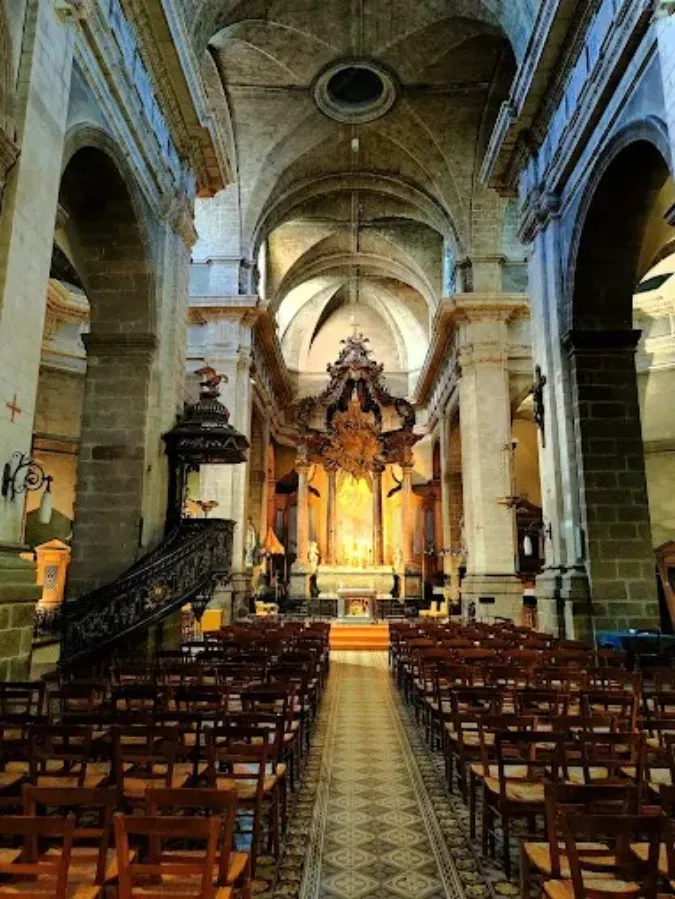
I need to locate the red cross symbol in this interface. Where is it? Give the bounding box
[6,394,22,422]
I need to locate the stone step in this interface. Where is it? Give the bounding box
[329,623,390,650]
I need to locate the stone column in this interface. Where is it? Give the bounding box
[457,300,522,621]
[0,2,75,676]
[326,466,337,564]
[439,419,453,574]
[68,334,157,595]
[400,460,415,567]
[289,452,311,598]
[372,466,384,565]
[565,329,659,634]
[519,190,590,637]
[295,455,310,569]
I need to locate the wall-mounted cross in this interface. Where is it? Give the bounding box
[6,394,21,422]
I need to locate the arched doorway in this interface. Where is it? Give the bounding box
[56,143,156,595]
[566,136,673,634]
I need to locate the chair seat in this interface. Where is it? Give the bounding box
[447,729,494,748]
[0,772,23,792]
[215,774,277,800]
[524,842,616,876]
[544,877,641,899]
[471,764,528,780]
[620,766,671,788]
[43,847,135,885]
[160,850,249,886]
[123,771,191,799]
[564,767,611,785]
[483,777,545,803]
[630,842,668,875]
[36,773,108,790]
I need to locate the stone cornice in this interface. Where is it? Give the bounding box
[480,0,579,191]
[46,281,89,323]
[188,295,262,326]
[414,293,529,406]
[121,0,224,195]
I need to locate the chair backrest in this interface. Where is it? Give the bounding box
[29,724,94,787]
[206,734,271,807]
[543,782,640,877]
[145,787,238,883]
[559,811,663,899]
[0,813,76,899]
[493,730,566,788]
[573,731,645,785]
[0,681,46,716]
[112,726,178,794]
[23,785,116,884]
[114,813,222,899]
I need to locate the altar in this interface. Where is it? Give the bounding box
[337,587,377,619]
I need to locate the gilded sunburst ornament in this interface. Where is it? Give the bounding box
[323,394,382,481]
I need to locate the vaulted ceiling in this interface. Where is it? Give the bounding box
[192,0,534,383]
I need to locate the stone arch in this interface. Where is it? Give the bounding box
[565,118,672,330]
[563,125,674,633]
[57,135,159,596]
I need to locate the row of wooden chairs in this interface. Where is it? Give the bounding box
[392,620,675,895]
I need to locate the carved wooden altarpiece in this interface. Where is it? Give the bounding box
[295,332,420,471]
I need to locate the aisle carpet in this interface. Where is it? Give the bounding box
[262,651,517,899]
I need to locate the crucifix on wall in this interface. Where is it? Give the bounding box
[530,365,547,447]
[6,394,22,423]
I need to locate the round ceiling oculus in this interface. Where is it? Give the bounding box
[314,60,397,124]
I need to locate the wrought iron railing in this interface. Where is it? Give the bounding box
[60,519,234,666]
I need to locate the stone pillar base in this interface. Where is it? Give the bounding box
[289,565,309,600]
[402,567,422,600]
[230,572,252,620]
[462,574,523,623]
[0,544,41,681]
[208,585,233,624]
[535,567,591,641]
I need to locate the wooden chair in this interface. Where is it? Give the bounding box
[544,812,663,899]
[481,730,566,878]
[205,735,276,876]
[145,787,251,898]
[0,814,76,899]
[520,782,640,896]
[564,731,645,787]
[113,813,232,899]
[112,726,192,809]
[29,724,110,789]
[23,785,119,893]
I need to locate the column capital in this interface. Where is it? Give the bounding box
[159,188,198,250]
[449,293,530,325]
[562,329,641,356]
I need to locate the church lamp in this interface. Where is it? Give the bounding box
[1,451,54,524]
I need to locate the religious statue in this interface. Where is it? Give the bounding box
[394,545,404,573]
[244,518,258,568]
[308,540,320,573]
[530,365,548,447]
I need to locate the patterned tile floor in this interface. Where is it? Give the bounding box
[267,652,513,899]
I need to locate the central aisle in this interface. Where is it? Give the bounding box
[293,651,471,899]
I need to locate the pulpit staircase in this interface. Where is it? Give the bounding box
[59,519,235,670]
